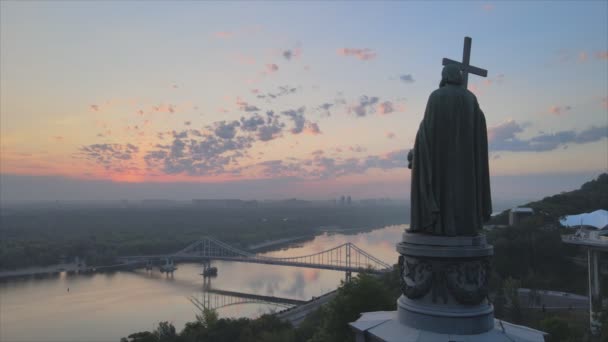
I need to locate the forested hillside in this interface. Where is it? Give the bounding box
[491,173,608,225]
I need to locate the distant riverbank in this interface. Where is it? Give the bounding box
[247,235,314,251]
[0,262,82,279]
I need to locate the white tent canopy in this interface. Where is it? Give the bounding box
[560,209,608,230]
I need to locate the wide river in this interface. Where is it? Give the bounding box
[0,225,404,342]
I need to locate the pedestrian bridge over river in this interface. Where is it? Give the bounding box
[118,236,391,274]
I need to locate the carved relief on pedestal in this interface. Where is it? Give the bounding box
[398,255,433,299]
[445,259,490,305]
[398,254,490,306]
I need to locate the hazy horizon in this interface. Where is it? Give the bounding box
[0,170,603,204]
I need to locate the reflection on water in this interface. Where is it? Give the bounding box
[0,225,405,342]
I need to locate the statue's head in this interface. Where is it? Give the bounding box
[440,64,463,87]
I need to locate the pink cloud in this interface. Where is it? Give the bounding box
[579,51,589,62]
[53,136,64,142]
[213,31,234,39]
[482,3,495,11]
[90,104,100,112]
[601,97,608,109]
[349,145,366,153]
[337,48,377,61]
[152,104,176,114]
[251,89,260,94]
[548,105,572,116]
[377,101,395,115]
[596,51,608,60]
[235,54,256,65]
[386,132,395,139]
[266,64,279,73]
[303,122,322,135]
[293,47,302,58]
[137,109,145,116]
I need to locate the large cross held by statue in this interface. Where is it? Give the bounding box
[442,36,487,88]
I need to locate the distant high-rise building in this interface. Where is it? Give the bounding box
[340,196,346,206]
[346,195,352,205]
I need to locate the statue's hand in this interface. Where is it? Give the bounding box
[407,150,413,169]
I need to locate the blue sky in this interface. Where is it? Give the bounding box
[1,1,606,201]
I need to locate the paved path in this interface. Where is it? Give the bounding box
[519,288,588,310]
[275,290,337,327]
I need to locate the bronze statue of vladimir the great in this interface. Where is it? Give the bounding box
[408,64,492,236]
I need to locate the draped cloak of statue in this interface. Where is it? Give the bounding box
[409,64,492,236]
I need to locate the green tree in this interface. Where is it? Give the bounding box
[503,277,523,324]
[541,317,583,342]
[122,331,159,342]
[309,273,394,342]
[154,321,177,342]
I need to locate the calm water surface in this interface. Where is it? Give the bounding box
[0,225,404,342]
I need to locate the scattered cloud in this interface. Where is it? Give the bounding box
[377,101,395,115]
[235,98,260,112]
[348,145,366,153]
[317,102,334,117]
[152,104,176,114]
[256,85,298,101]
[488,120,607,152]
[254,149,407,179]
[80,143,139,170]
[257,121,284,141]
[555,49,608,64]
[596,51,608,60]
[386,132,395,139]
[239,115,266,132]
[144,129,253,176]
[266,64,279,73]
[90,105,100,112]
[337,48,377,61]
[399,74,415,83]
[282,48,302,60]
[303,122,322,135]
[348,95,380,117]
[548,105,572,116]
[281,107,307,134]
[213,120,241,139]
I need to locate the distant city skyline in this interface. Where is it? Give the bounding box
[1,2,606,201]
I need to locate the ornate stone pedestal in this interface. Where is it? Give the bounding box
[396,232,493,335]
[350,231,546,342]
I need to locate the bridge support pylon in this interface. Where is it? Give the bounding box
[160,258,176,275]
[145,259,153,271]
[345,271,352,283]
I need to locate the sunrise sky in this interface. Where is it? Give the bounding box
[1,1,607,201]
